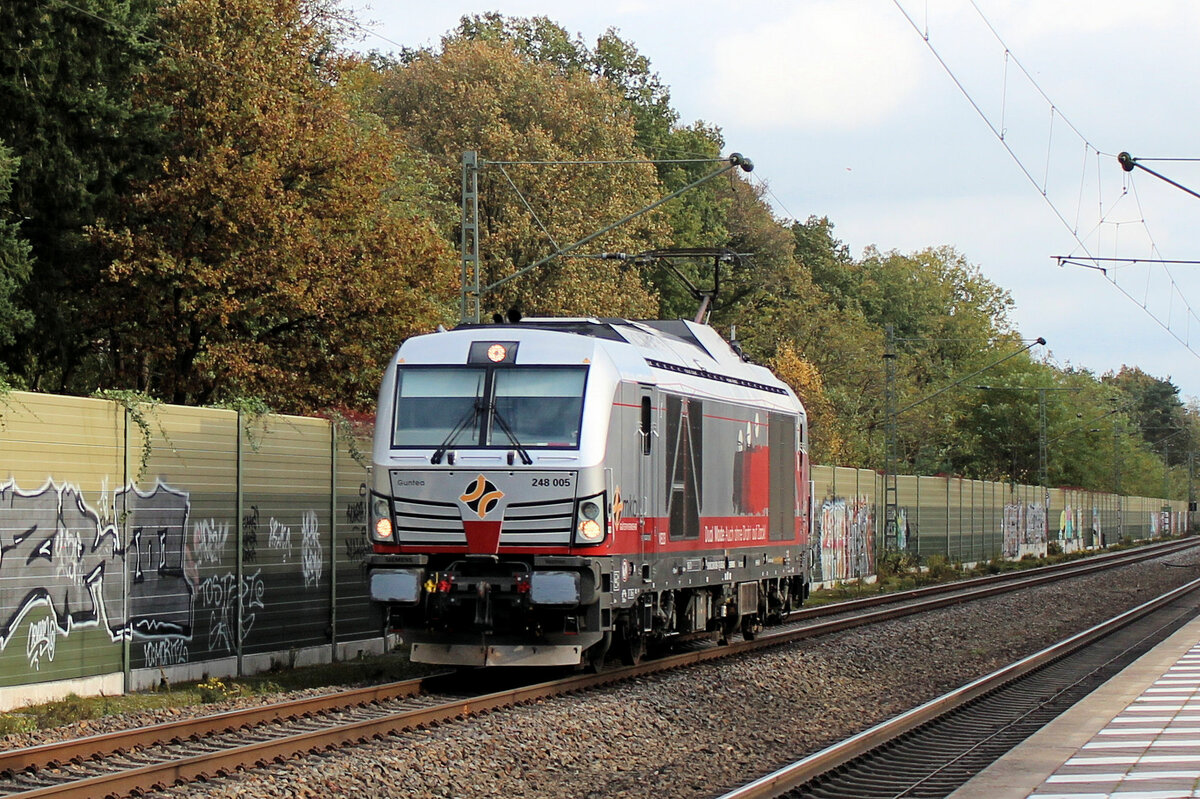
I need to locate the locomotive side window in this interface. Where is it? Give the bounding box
[665,395,701,540]
[393,368,485,447]
[492,367,586,448]
[768,413,798,540]
[640,396,652,455]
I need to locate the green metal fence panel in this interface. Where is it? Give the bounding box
[0,395,125,687]
[896,475,919,555]
[129,404,240,674]
[917,476,949,559]
[333,436,380,646]
[239,416,334,659]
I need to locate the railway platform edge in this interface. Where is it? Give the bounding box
[949,609,1200,798]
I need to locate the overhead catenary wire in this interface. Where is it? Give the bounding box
[1056,257,1200,268]
[889,0,1103,251]
[892,0,1200,365]
[890,337,1047,420]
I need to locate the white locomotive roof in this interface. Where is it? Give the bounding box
[393,317,804,416]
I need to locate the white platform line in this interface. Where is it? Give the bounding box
[1032,794,1195,799]
[1084,740,1200,750]
[1067,755,1200,766]
[1049,770,1200,783]
[1098,728,1200,736]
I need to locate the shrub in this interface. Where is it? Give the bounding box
[924,554,957,581]
[196,677,243,704]
[878,551,919,578]
[0,713,36,735]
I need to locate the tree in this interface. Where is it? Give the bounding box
[91,0,455,411]
[0,140,32,353]
[0,0,163,390]
[376,33,669,319]
[769,343,841,463]
[1104,366,1195,465]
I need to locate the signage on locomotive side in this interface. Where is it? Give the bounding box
[701,522,768,544]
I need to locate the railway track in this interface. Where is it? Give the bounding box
[1,538,1193,799]
[717,564,1200,798]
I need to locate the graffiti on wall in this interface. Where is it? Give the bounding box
[143,637,188,669]
[242,505,259,564]
[1026,504,1047,547]
[26,614,56,670]
[0,478,327,673]
[1,480,128,668]
[1002,504,1021,559]
[1001,502,1048,559]
[343,484,370,575]
[300,511,322,589]
[1150,510,1179,537]
[122,483,194,638]
[268,517,293,562]
[0,480,193,669]
[811,496,874,583]
[1058,505,1083,552]
[198,570,265,654]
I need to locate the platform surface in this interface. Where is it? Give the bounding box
[950,612,1200,799]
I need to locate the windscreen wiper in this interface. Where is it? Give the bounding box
[490,405,533,465]
[431,399,483,464]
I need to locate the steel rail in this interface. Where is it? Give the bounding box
[2,538,1194,798]
[0,677,436,776]
[677,538,1198,670]
[716,575,1200,799]
[787,537,1197,623]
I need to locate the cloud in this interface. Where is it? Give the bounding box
[711,0,923,131]
[985,0,1200,40]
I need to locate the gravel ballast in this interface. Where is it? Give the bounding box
[12,548,1200,798]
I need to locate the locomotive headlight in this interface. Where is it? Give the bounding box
[370,495,394,541]
[574,493,606,545]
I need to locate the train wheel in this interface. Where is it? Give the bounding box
[618,619,645,665]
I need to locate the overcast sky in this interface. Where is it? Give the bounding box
[347,0,1200,402]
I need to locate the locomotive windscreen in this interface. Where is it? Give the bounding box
[392,365,587,449]
[493,367,586,447]
[392,367,484,447]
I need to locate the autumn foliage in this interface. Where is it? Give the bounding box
[0,4,1195,496]
[91,0,455,409]
[377,35,665,319]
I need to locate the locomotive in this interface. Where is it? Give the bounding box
[366,317,811,668]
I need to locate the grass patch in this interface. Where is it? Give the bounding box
[0,651,435,736]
